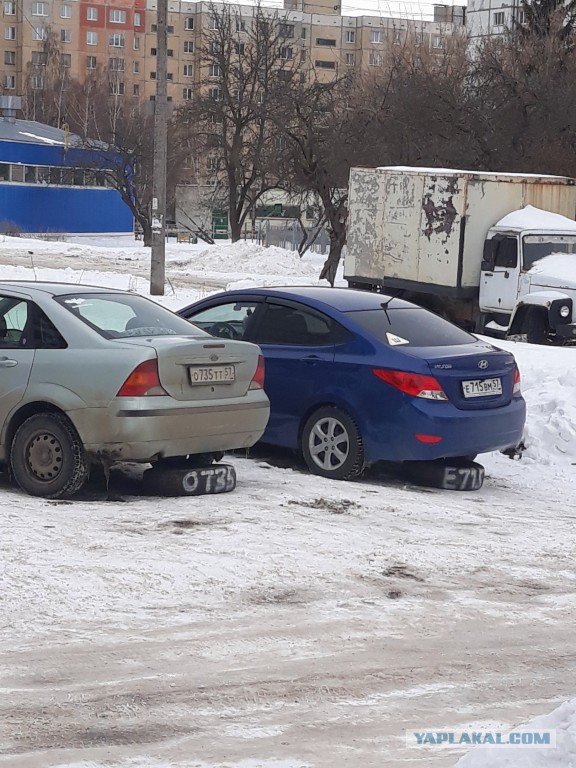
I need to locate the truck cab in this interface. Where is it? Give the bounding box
[479,206,576,343]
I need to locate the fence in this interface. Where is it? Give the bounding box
[255,220,330,255]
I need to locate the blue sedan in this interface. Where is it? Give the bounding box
[179,287,526,480]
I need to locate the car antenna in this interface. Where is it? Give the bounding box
[380,295,394,323]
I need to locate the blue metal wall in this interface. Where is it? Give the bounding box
[0,139,133,233]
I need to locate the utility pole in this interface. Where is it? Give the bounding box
[150,0,168,294]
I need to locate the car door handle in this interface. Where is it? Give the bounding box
[0,357,17,368]
[484,273,494,277]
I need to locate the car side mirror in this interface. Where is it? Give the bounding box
[482,240,495,271]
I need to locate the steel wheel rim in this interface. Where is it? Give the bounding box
[26,431,64,482]
[308,416,350,472]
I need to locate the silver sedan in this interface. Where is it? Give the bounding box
[0,282,269,498]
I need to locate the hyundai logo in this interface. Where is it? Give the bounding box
[478,359,489,369]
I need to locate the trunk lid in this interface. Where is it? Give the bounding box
[116,336,260,401]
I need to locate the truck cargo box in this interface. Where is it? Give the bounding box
[345,167,576,296]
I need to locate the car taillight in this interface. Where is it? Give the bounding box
[373,368,448,401]
[249,355,265,390]
[117,359,168,397]
[513,366,521,395]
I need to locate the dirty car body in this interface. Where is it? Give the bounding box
[0,282,269,498]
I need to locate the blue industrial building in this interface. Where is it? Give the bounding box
[0,103,133,235]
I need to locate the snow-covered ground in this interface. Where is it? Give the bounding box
[0,235,575,768]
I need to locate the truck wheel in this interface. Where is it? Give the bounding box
[526,312,549,344]
[301,407,365,480]
[10,413,89,498]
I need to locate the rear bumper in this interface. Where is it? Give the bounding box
[68,393,270,463]
[363,395,526,463]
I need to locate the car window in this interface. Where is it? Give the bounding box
[348,307,475,347]
[0,296,68,349]
[186,301,261,340]
[255,303,342,346]
[56,293,207,339]
[0,296,28,347]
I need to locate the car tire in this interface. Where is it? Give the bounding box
[301,406,365,480]
[10,413,89,498]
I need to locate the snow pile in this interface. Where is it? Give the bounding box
[455,698,576,767]
[170,241,323,286]
[493,339,576,466]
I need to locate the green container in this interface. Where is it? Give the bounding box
[212,210,228,239]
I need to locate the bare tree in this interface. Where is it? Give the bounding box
[175,1,295,241]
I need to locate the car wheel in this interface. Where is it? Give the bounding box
[526,312,549,345]
[301,407,365,480]
[10,413,89,498]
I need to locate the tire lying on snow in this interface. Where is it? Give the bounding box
[143,461,237,496]
[401,457,485,491]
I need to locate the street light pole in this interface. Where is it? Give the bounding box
[150,0,168,294]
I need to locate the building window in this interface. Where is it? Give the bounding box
[4,50,15,64]
[167,72,173,80]
[151,47,156,55]
[280,46,293,60]
[61,52,71,66]
[133,36,140,49]
[31,74,45,89]
[208,15,218,30]
[316,37,336,46]
[150,71,156,79]
[369,52,383,65]
[183,63,193,77]
[300,48,307,62]
[86,6,97,20]
[209,87,222,100]
[109,80,125,95]
[32,2,48,15]
[345,29,355,43]
[493,11,505,25]
[3,1,15,13]
[167,25,173,33]
[151,23,156,31]
[184,40,194,53]
[185,16,194,30]
[87,30,97,44]
[33,27,48,40]
[432,34,443,48]
[32,50,46,64]
[415,32,423,46]
[4,25,15,39]
[280,23,294,38]
[517,9,526,23]
[234,42,244,54]
[370,29,384,43]
[208,63,222,77]
[109,9,126,23]
[183,87,193,99]
[86,55,97,69]
[393,30,402,45]
[133,84,139,95]
[210,40,222,53]
[60,28,71,42]
[235,17,245,32]
[133,60,139,73]
[60,4,71,18]
[109,33,125,47]
[3,74,15,89]
[345,52,354,66]
[134,11,141,25]
[315,59,336,69]
[109,57,124,70]
[167,48,173,56]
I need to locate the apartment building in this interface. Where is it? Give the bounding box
[466,0,524,41]
[1,0,465,107]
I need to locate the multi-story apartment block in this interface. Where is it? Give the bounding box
[1,0,465,109]
[466,0,524,41]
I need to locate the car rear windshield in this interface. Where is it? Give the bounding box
[348,307,475,347]
[56,292,209,339]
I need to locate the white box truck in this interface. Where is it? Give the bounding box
[345,166,576,343]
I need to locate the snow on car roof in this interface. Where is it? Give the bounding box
[0,280,129,295]
[494,205,576,232]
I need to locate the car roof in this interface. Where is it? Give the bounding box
[226,286,414,312]
[0,281,128,296]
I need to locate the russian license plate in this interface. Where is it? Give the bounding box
[189,364,235,385]
[462,377,502,398]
